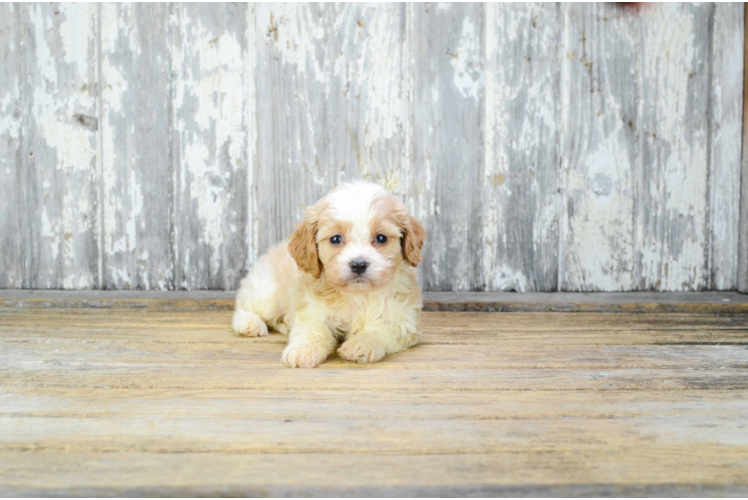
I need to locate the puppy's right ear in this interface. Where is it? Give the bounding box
[288,206,323,278]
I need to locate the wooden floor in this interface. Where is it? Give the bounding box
[2,293,748,497]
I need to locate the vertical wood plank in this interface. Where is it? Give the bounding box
[0,4,25,288]
[170,3,249,290]
[483,3,560,291]
[324,4,410,196]
[739,3,748,293]
[245,5,259,280]
[413,3,484,291]
[559,3,639,292]
[638,4,711,291]
[100,4,173,290]
[709,3,744,290]
[255,3,331,252]
[254,4,408,255]
[21,4,99,289]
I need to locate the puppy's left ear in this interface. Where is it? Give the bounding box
[399,209,426,267]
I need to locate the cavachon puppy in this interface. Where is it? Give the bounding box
[232,181,426,368]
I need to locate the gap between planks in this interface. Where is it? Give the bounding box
[1,290,748,313]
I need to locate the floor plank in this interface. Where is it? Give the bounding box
[1,300,747,496]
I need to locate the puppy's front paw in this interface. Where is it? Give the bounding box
[281,344,327,368]
[232,310,269,337]
[338,336,386,363]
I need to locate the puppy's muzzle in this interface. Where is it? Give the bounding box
[349,259,368,276]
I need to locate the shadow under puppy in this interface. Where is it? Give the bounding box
[232,181,427,368]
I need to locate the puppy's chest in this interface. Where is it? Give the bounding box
[325,314,354,340]
[324,299,381,338]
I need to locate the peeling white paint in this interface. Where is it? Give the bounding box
[173,5,249,288]
[24,4,98,289]
[483,3,560,291]
[100,3,128,278]
[708,3,744,289]
[638,3,710,290]
[491,265,529,292]
[264,4,325,84]
[29,5,58,84]
[1,3,743,292]
[565,141,636,291]
[0,92,20,140]
[58,4,93,73]
[450,16,483,101]
[482,2,500,284]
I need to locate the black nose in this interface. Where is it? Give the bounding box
[349,259,368,275]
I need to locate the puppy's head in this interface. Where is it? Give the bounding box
[288,182,426,292]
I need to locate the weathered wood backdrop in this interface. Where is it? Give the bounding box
[0,3,745,292]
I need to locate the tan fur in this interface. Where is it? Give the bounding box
[287,201,325,279]
[400,211,426,267]
[232,181,426,368]
[369,195,426,267]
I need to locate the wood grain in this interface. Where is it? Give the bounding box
[2,452,747,497]
[483,3,560,292]
[639,3,711,291]
[0,4,25,289]
[254,3,332,254]
[19,4,99,289]
[413,3,485,291]
[709,3,744,290]
[560,4,639,291]
[254,4,408,257]
[170,3,250,290]
[1,301,747,495]
[740,3,748,294]
[0,3,746,293]
[100,4,173,290]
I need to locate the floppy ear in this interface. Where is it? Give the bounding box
[399,209,426,267]
[288,207,323,278]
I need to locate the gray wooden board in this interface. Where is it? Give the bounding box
[0,3,745,293]
[19,4,99,289]
[740,3,748,294]
[170,3,250,290]
[483,3,560,292]
[710,3,744,291]
[559,3,639,292]
[254,4,409,255]
[639,3,712,291]
[413,3,485,291]
[100,3,174,290]
[0,4,24,289]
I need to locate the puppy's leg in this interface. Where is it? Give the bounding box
[233,244,295,337]
[338,323,421,363]
[281,320,337,368]
[232,278,278,337]
[232,308,269,337]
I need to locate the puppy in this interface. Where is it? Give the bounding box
[232,181,426,368]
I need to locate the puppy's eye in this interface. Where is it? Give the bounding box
[330,235,343,245]
[375,234,388,244]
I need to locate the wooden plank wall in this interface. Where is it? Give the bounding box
[740,3,748,294]
[0,3,744,292]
